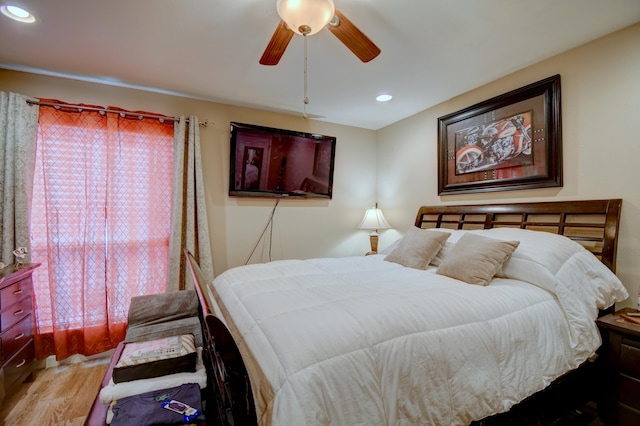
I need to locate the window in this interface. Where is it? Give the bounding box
[30,105,174,358]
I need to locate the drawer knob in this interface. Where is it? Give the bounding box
[16,359,26,368]
[13,309,24,316]
[13,289,23,295]
[14,332,25,340]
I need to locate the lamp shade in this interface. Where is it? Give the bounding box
[276,0,335,35]
[358,206,391,232]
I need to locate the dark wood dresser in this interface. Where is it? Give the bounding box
[0,263,39,406]
[597,308,640,425]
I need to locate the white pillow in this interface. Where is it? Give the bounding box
[471,228,629,309]
[470,228,583,275]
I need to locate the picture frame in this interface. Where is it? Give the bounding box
[438,75,562,195]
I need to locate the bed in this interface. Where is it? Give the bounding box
[185,199,628,426]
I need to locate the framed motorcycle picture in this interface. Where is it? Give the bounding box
[437,74,562,195]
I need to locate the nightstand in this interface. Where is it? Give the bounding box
[597,308,640,425]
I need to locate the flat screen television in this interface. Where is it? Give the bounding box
[229,122,336,199]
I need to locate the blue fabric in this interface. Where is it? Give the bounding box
[111,383,203,425]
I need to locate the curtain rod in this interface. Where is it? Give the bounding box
[26,99,210,127]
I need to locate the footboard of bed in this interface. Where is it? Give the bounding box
[200,313,256,425]
[185,249,257,425]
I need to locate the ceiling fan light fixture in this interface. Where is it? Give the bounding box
[1,4,36,23]
[276,0,335,36]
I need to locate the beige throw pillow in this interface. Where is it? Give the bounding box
[384,227,450,269]
[436,233,520,286]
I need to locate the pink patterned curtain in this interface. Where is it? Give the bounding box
[30,101,174,360]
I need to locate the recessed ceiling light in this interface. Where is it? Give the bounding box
[376,94,392,102]
[1,5,36,23]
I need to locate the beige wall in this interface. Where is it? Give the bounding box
[377,23,640,308]
[0,70,378,273]
[2,23,638,306]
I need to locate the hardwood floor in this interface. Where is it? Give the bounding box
[0,357,109,426]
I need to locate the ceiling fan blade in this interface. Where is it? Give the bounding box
[260,21,295,65]
[327,10,381,63]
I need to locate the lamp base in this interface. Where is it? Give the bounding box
[365,234,379,256]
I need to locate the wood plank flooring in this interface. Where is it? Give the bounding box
[0,358,109,426]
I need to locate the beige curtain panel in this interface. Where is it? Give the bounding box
[167,115,214,291]
[0,92,39,265]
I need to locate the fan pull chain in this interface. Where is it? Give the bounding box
[303,33,309,119]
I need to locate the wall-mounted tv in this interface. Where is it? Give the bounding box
[229,122,336,199]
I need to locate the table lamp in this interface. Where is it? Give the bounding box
[358,203,391,255]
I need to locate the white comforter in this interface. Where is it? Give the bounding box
[211,229,628,425]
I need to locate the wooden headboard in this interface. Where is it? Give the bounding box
[415,199,622,272]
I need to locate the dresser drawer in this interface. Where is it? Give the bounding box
[2,339,35,393]
[620,338,640,378]
[0,298,32,333]
[619,374,640,411]
[1,314,33,364]
[0,277,32,311]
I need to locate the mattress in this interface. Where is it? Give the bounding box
[210,228,628,425]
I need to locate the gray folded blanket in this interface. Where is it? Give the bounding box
[124,290,203,347]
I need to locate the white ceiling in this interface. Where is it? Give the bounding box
[1,0,639,130]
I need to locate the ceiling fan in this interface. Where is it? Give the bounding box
[260,0,381,66]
